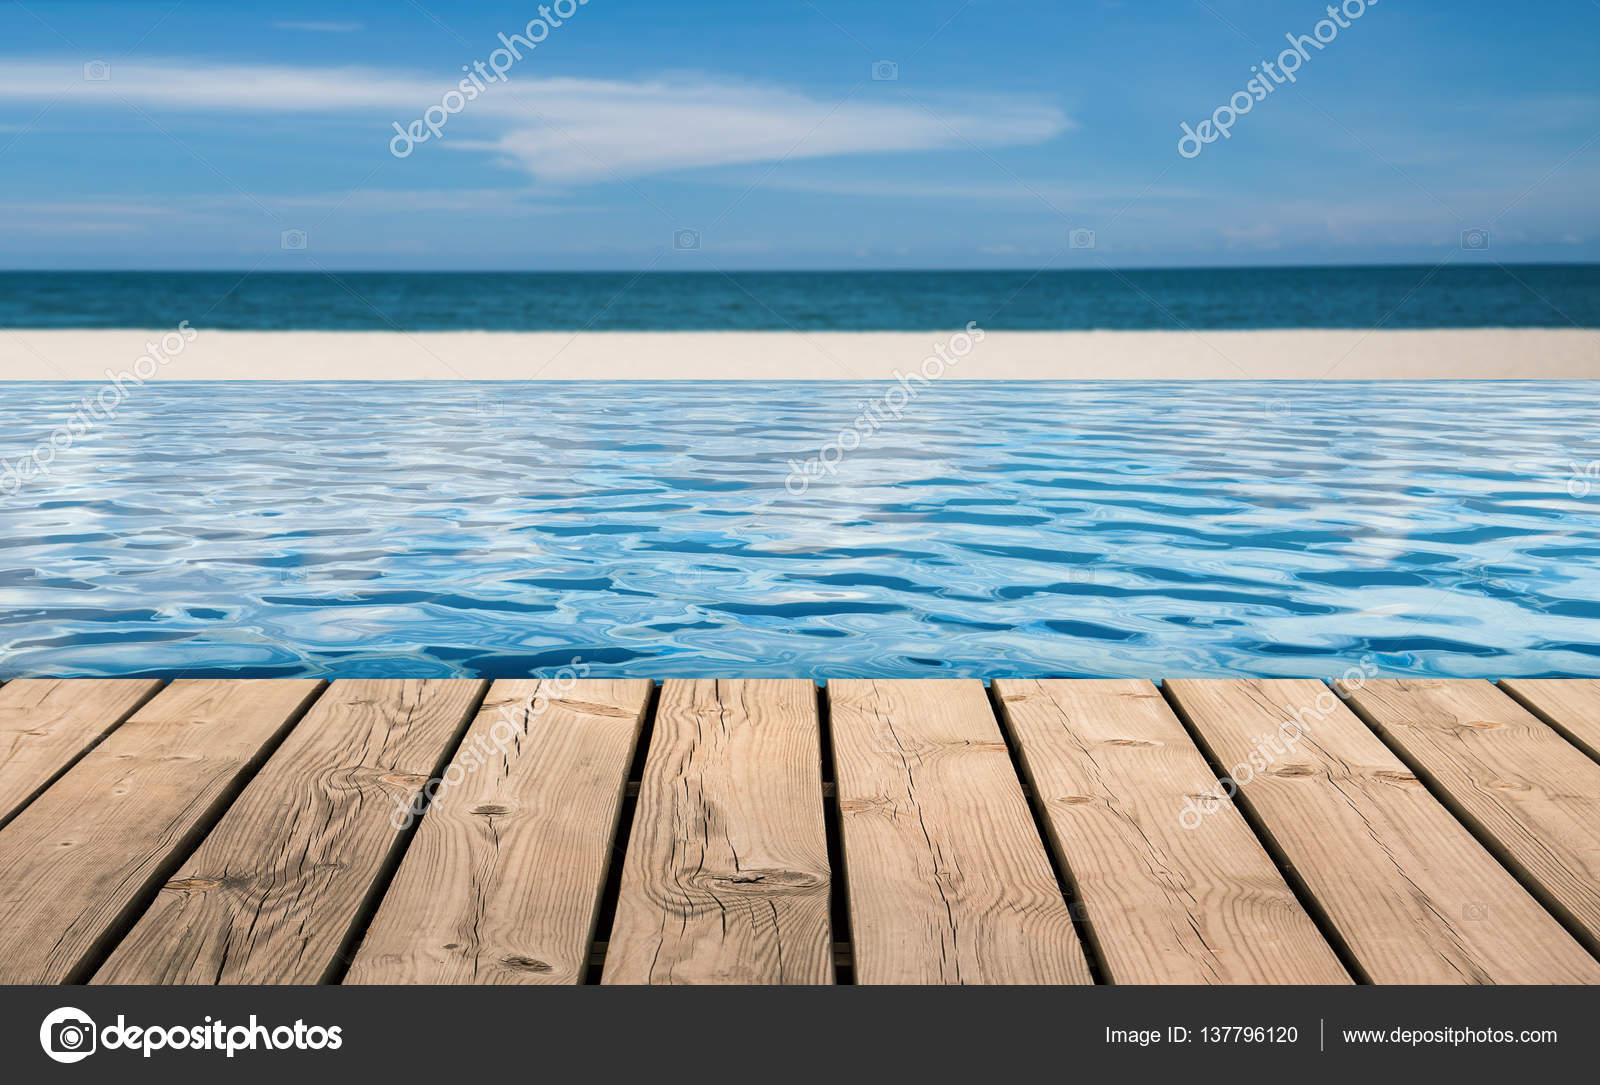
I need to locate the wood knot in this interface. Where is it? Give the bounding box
[1449,719,1502,734]
[165,876,222,893]
[1104,738,1159,748]
[380,772,429,789]
[1484,776,1530,792]
[1270,764,1318,778]
[704,868,826,893]
[839,796,892,815]
[1373,769,1420,785]
[471,803,513,816]
[545,698,637,718]
[1055,794,1095,805]
[501,955,553,974]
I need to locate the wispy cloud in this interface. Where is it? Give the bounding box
[0,60,1071,184]
[455,82,1070,184]
[271,21,364,33]
[761,175,1205,205]
[0,190,564,228]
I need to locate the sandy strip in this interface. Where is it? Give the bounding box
[1,328,1597,380]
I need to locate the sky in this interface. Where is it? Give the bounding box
[0,0,1597,270]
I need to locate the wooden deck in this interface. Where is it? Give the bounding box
[0,676,1597,985]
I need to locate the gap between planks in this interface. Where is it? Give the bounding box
[2,678,1598,986]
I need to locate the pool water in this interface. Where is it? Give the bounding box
[2,381,1597,679]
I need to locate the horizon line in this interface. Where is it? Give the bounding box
[3,260,1598,276]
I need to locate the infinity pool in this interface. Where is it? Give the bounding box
[2,381,1597,679]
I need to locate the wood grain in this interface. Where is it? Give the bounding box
[93,679,486,984]
[994,678,1349,984]
[0,679,323,984]
[1499,679,1600,763]
[1165,679,1600,984]
[1341,678,1600,954]
[602,679,831,985]
[830,679,1091,985]
[0,679,163,829]
[348,679,652,985]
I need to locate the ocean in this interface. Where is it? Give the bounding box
[1,264,1597,330]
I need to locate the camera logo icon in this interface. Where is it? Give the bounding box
[1569,460,1599,499]
[281,229,309,251]
[1461,228,1490,251]
[40,1007,98,1064]
[1069,227,1096,249]
[871,60,898,81]
[673,228,700,251]
[83,60,111,82]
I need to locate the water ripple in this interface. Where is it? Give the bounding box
[1,380,1597,678]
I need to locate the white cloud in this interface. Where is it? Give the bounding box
[0,60,1071,184]
[0,60,431,111]
[455,81,1070,183]
[272,21,365,33]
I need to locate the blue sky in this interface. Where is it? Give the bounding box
[1,0,1597,269]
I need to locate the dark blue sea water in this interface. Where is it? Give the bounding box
[3,381,1597,680]
[1,265,1597,330]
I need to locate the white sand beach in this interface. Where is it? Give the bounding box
[1,327,1597,381]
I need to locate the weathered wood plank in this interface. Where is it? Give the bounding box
[93,679,486,985]
[0,679,164,829]
[1499,679,1600,763]
[830,679,1091,985]
[1341,678,1600,954]
[602,679,831,985]
[1165,679,1600,984]
[348,679,652,985]
[0,679,323,984]
[994,678,1349,984]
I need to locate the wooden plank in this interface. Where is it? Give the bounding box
[1499,679,1600,763]
[994,678,1349,984]
[1165,679,1600,984]
[93,679,486,985]
[0,679,323,984]
[829,679,1092,985]
[1341,678,1600,954]
[0,679,164,829]
[348,679,652,985]
[602,679,831,985]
